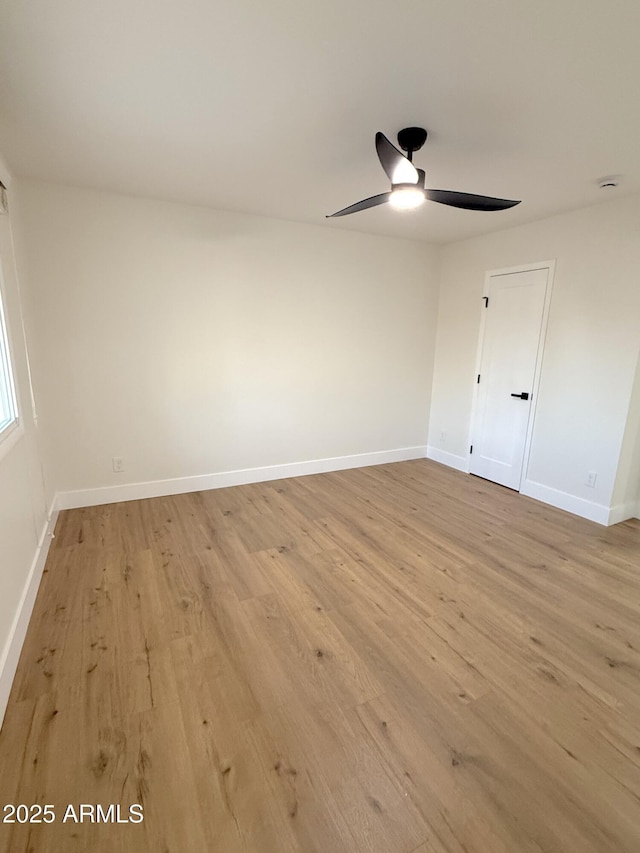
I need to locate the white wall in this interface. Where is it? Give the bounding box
[428,193,640,522]
[612,350,640,519]
[13,181,439,504]
[0,158,50,722]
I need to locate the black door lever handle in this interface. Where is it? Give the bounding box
[510,392,530,400]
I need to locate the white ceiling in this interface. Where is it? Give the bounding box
[1,0,639,243]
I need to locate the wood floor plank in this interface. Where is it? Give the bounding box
[1,459,639,852]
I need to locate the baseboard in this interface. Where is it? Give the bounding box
[0,509,58,728]
[56,446,429,510]
[519,479,611,525]
[426,446,470,474]
[606,500,640,526]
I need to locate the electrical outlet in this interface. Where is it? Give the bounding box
[440,430,446,444]
[585,471,597,488]
[112,457,124,473]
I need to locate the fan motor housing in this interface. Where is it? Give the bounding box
[397,127,428,155]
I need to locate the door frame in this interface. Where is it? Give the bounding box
[467,260,556,491]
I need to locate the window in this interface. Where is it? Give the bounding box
[0,270,18,441]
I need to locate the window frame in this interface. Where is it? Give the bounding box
[0,258,21,458]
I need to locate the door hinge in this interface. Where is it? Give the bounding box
[469,445,473,454]
[477,374,481,383]
[483,296,489,307]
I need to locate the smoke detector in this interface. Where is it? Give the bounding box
[598,175,621,189]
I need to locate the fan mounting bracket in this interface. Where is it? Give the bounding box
[397,127,428,160]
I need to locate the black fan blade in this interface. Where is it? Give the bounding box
[375,132,419,184]
[426,189,520,211]
[326,192,391,218]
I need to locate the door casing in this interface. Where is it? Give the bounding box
[468,260,556,491]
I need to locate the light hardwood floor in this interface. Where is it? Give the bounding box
[1,459,639,852]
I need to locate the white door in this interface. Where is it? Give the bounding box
[470,267,549,490]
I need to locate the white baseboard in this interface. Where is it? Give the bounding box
[426,446,470,474]
[405,449,633,528]
[56,446,429,510]
[607,500,640,526]
[0,509,58,728]
[519,479,611,525]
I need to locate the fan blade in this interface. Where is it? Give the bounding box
[426,189,520,211]
[326,192,391,218]
[375,132,419,185]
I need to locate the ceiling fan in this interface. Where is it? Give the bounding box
[327,127,521,218]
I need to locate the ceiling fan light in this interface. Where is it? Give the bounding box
[389,186,425,210]
[391,159,420,185]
